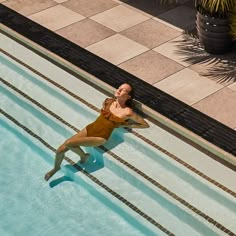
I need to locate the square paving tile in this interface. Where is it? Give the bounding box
[121,19,181,49]
[28,5,85,31]
[62,0,118,17]
[190,60,235,87]
[2,0,57,16]
[90,5,149,32]
[154,68,223,105]
[193,88,236,129]
[228,82,236,92]
[53,0,68,3]
[113,0,128,3]
[157,5,196,31]
[86,34,148,65]
[119,50,184,84]
[56,19,115,47]
[153,34,202,67]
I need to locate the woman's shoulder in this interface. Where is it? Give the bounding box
[105,97,115,101]
[103,97,115,104]
[124,107,134,117]
[102,97,114,109]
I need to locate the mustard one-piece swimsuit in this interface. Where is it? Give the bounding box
[86,98,128,140]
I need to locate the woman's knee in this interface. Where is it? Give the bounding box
[64,139,74,148]
[96,138,107,146]
[56,143,68,154]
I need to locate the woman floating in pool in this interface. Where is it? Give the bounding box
[45,83,149,181]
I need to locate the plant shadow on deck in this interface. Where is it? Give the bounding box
[174,30,236,84]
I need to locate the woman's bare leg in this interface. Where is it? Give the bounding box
[44,129,87,181]
[65,146,89,163]
[45,128,106,181]
[44,143,68,181]
[64,134,106,163]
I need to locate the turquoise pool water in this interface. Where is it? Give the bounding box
[0,32,236,236]
[0,117,162,236]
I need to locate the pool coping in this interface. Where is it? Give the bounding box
[0,4,235,166]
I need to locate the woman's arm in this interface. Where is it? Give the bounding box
[123,109,149,129]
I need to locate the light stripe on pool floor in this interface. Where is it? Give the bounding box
[1,77,235,236]
[1,48,235,199]
[0,108,174,236]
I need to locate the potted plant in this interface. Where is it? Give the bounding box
[195,0,235,54]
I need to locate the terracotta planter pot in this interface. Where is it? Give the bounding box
[196,11,233,54]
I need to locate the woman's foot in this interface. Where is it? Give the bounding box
[79,153,90,164]
[44,168,60,181]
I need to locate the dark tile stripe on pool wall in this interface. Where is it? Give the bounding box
[0,4,235,157]
[1,75,235,236]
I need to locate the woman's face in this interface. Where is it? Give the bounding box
[115,83,131,100]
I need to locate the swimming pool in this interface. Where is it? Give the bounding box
[0,31,236,236]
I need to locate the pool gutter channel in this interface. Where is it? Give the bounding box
[0,22,235,169]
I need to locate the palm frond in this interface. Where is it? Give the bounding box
[198,0,235,14]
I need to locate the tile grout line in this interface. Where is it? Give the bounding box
[21,3,59,18]
[191,85,230,107]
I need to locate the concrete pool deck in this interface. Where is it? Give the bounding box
[1,0,236,131]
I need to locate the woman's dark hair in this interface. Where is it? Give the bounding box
[124,82,135,108]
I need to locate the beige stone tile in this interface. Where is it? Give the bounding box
[228,82,236,92]
[190,63,235,87]
[56,19,115,47]
[28,5,85,31]
[62,0,118,17]
[157,5,196,31]
[153,34,201,67]
[193,88,236,129]
[190,51,236,86]
[121,19,181,49]
[121,3,154,18]
[53,0,68,3]
[2,0,57,16]
[153,17,183,32]
[119,50,184,84]
[154,68,223,105]
[86,34,148,65]
[90,5,149,32]
[113,0,128,3]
